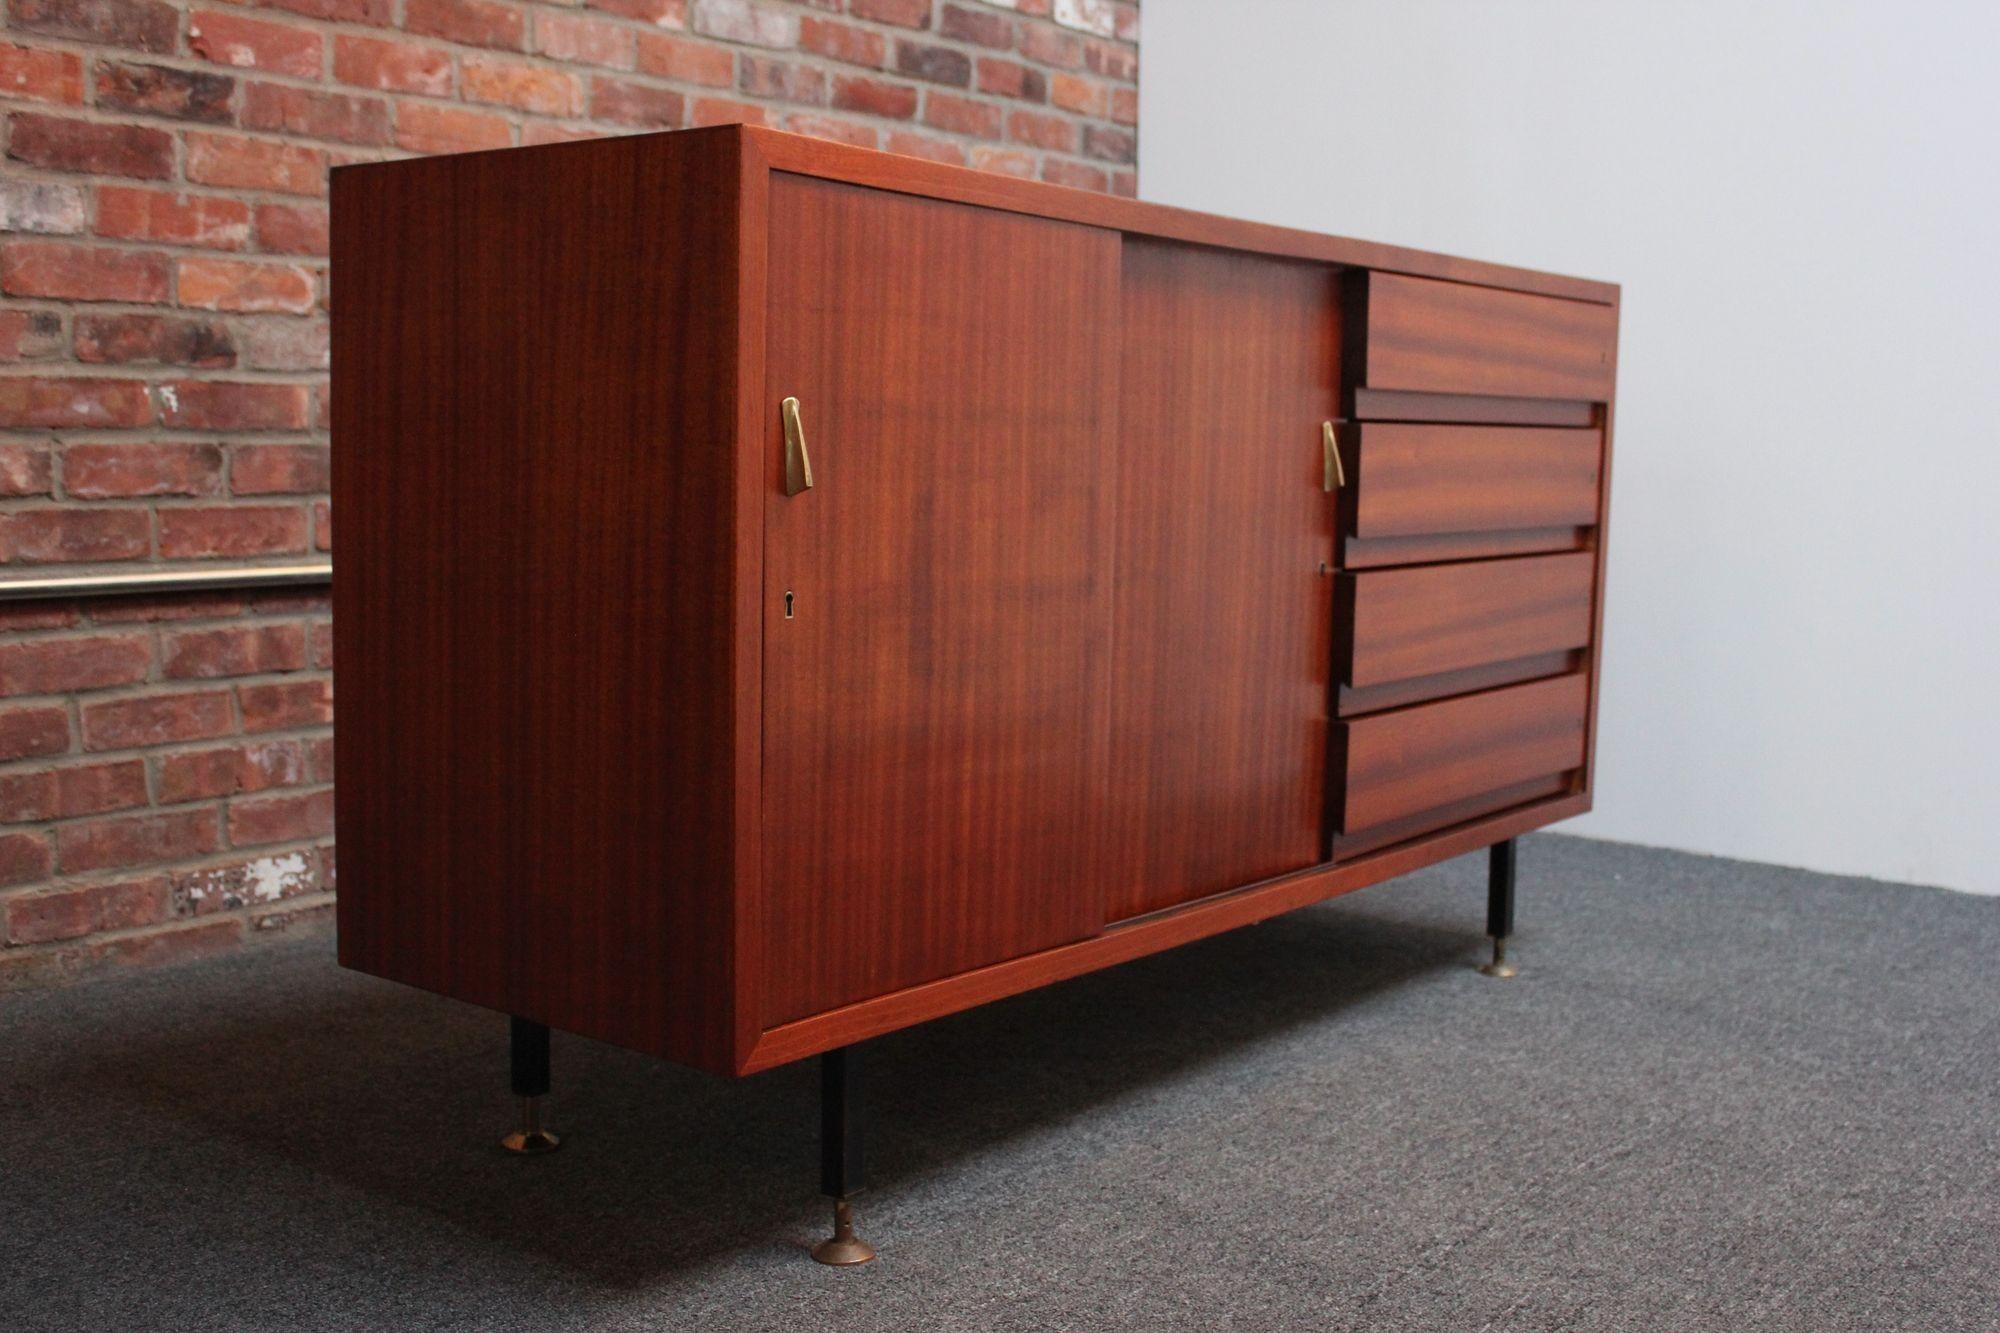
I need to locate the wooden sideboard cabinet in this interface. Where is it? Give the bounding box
[332,126,1618,1263]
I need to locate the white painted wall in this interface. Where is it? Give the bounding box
[1139,0,2000,893]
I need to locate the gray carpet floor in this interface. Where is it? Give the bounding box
[2,834,1997,1331]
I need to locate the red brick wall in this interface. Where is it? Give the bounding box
[0,0,1140,988]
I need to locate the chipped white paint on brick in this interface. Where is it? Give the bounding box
[187,20,259,70]
[0,181,87,236]
[247,851,312,902]
[158,384,179,414]
[692,0,799,49]
[178,851,312,914]
[1054,0,1117,39]
[244,740,306,787]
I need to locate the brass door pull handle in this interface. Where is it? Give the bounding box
[782,396,813,496]
[1323,421,1345,491]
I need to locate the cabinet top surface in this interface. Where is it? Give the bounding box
[332,125,1619,307]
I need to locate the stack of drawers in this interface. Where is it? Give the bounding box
[1329,273,1618,858]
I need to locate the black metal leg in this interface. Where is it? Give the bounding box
[501,1016,561,1153]
[811,1045,877,1266]
[1481,839,1520,978]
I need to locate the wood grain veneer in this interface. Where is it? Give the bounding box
[1360,272,1618,401]
[759,173,1120,1025]
[1350,387,1599,427]
[332,130,746,1070]
[745,788,1591,1072]
[333,127,1620,1077]
[1101,239,1337,922]
[744,129,1617,306]
[1345,424,1603,540]
[1339,526,1593,570]
[1334,674,1591,836]
[1337,649,1584,719]
[1337,552,1597,690]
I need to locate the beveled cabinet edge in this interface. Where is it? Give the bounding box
[729,131,772,1073]
[1582,407,1620,795]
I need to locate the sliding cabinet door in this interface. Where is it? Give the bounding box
[1102,240,1340,921]
[759,175,1120,1025]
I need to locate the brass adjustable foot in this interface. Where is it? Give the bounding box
[811,1198,876,1267]
[1479,936,1519,979]
[500,1094,561,1154]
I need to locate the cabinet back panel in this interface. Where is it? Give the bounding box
[1102,239,1339,921]
[759,175,1121,1025]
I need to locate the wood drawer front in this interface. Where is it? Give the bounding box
[1334,674,1589,837]
[1349,424,1601,540]
[1363,272,1616,402]
[1339,551,1595,695]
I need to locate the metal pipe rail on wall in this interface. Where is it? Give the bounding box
[0,563,333,603]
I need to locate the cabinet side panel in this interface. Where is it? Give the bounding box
[332,133,743,1071]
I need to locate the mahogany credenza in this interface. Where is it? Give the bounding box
[332,125,1618,1264]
